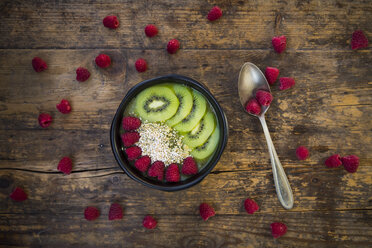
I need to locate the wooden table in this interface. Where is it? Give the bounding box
[0,1,371,247]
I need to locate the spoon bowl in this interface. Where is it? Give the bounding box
[238,62,294,210]
[238,62,270,116]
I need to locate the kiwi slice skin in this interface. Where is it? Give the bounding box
[182,110,216,148]
[191,126,220,160]
[135,85,179,122]
[174,90,207,132]
[166,85,193,127]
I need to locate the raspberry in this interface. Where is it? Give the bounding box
[279,77,295,90]
[76,67,90,82]
[199,203,215,221]
[56,99,71,114]
[245,99,261,115]
[272,36,287,53]
[57,157,72,175]
[296,146,309,160]
[9,187,28,202]
[121,132,140,147]
[95,54,111,68]
[38,113,52,128]
[325,154,342,168]
[103,15,119,29]
[122,116,141,131]
[256,90,273,106]
[207,6,222,21]
[341,155,359,173]
[135,58,147,73]
[165,163,180,182]
[125,146,142,160]
[244,198,259,214]
[125,146,142,161]
[135,156,151,172]
[108,203,123,220]
[271,222,287,238]
[265,67,279,85]
[32,57,48,72]
[181,157,198,175]
[351,30,368,50]
[84,206,100,221]
[143,215,157,229]
[145,24,158,37]
[148,161,165,180]
[167,39,180,54]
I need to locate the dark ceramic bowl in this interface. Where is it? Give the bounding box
[110,74,228,191]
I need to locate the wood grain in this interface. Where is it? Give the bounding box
[0,49,371,172]
[0,168,371,214]
[1,210,371,248]
[0,0,371,50]
[0,0,371,247]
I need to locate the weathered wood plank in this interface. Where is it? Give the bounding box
[0,49,371,131]
[0,0,371,50]
[0,209,371,248]
[1,127,371,173]
[0,49,370,173]
[0,169,371,214]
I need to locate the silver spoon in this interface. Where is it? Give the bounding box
[238,62,294,209]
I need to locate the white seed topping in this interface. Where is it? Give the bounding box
[137,122,191,166]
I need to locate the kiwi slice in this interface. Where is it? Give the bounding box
[166,85,193,127]
[173,90,207,132]
[182,110,216,148]
[135,85,179,122]
[191,126,220,160]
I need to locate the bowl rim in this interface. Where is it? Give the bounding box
[110,74,228,191]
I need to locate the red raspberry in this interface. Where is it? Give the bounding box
[256,90,273,106]
[84,206,100,221]
[341,155,359,173]
[199,203,215,221]
[145,24,158,37]
[244,198,259,214]
[325,154,342,168]
[296,146,309,160]
[108,203,123,220]
[9,187,28,202]
[167,39,180,54]
[165,163,180,182]
[135,156,151,172]
[103,15,119,29]
[56,99,71,114]
[38,113,52,128]
[121,132,140,147]
[265,67,279,85]
[279,77,295,90]
[143,215,157,229]
[271,222,287,238]
[95,54,111,68]
[125,146,142,160]
[122,116,141,131]
[76,67,90,82]
[148,161,165,180]
[135,58,147,73]
[57,157,72,175]
[351,30,368,50]
[32,57,48,72]
[207,6,222,21]
[272,36,287,53]
[181,157,198,175]
[245,99,261,115]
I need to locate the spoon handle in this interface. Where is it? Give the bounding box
[258,116,294,209]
